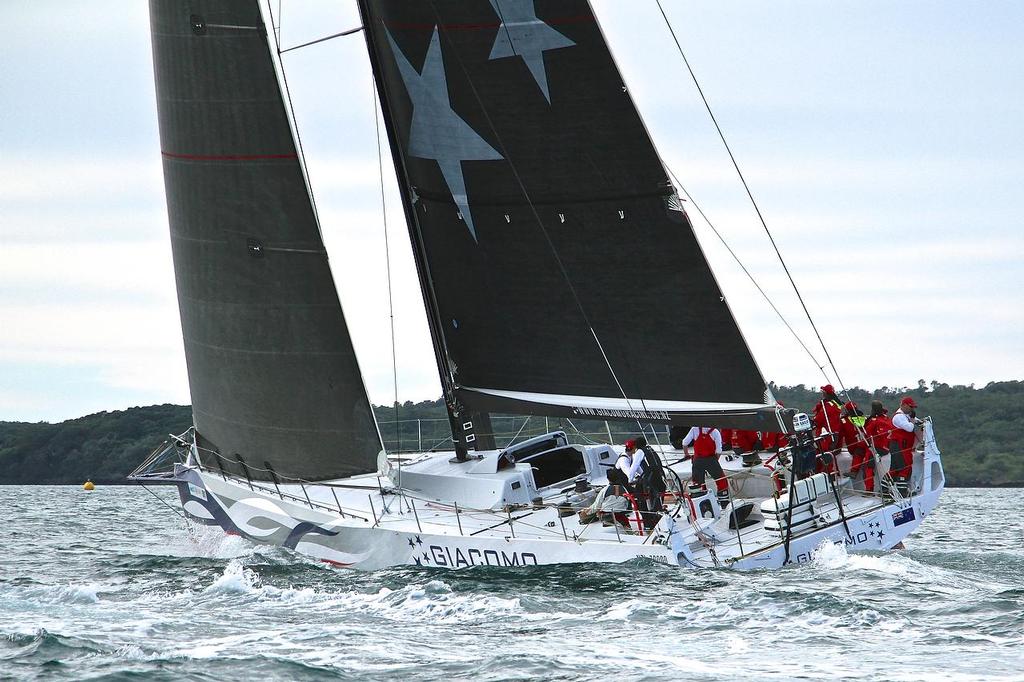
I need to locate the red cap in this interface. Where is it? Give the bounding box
[821,384,835,394]
[844,401,857,412]
[624,439,636,449]
[900,396,918,408]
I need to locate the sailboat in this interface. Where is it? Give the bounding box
[131,0,945,569]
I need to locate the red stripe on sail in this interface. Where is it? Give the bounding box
[162,151,298,161]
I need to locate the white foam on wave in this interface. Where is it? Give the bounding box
[331,579,525,624]
[809,538,957,587]
[258,583,320,603]
[176,562,539,626]
[171,632,268,660]
[2,582,107,606]
[203,559,261,595]
[811,538,858,568]
[176,525,254,559]
[162,524,312,568]
[113,643,146,660]
[192,559,322,605]
[812,537,917,577]
[597,599,637,621]
[596,598,662,623]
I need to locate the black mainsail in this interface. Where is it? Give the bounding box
[358,0,779,432]
[150,0,381,481]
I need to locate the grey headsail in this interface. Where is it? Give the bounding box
[150,0,381,481]
[358,1,779,431]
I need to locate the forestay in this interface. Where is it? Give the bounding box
[359,0,779,430]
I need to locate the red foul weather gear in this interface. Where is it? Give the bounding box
[731,429,760,453]
[814,399,842,454]
[693,428,717,458]
[865,413,892,456]
[840,415,874,491]
[692,428,728,494]
[840,415,872,454]
[889,416,916,479]
[761,431,788,450]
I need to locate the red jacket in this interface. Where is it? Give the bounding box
[865,414,891,454]
[719,429,733,451]
[731,429,760,453]
[761,431,789,450]
[814,399,842,437]
[890,410,917,455]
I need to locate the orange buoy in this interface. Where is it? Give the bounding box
[83,480,95,491]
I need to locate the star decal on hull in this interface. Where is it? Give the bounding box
[385,27,503,242]
[488,0,576,103]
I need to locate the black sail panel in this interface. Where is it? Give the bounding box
[360,1,777,430]
[150,0,382,481]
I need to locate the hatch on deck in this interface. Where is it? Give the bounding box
[520,445,588,490]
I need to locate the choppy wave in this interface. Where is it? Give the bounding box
[1,486,1023,680]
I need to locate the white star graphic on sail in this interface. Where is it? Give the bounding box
[385,28,503,242]
[488,0,576,103]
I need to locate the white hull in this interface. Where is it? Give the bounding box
[169,424,945,571]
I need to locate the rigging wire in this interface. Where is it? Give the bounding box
[503,416,533,449]
[140,483,187,522]
[664,166,831,382]
[264,2,324,239]
[373,81,403,461]
[654,0,851,398]
[264,2,394,460]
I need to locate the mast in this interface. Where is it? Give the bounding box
[357,0,494,458]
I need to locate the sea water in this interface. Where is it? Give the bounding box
[1,486,1021,681]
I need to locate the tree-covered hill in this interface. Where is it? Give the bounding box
[0,404,192,485]
[1,381,1020,486]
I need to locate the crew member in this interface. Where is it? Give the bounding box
[840,401,874,491]
[681,426,729,504]
[616,439,642,483]
[633,436,668,514]
[813,384,843,472]
[889,396,921,496]
[865,400,892,482]
[719,428,734,453]
[600,440,642,530]
[732,428,760,452]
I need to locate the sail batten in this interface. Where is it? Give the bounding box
[150,0,382,481]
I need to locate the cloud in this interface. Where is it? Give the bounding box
[3,1,1022,423]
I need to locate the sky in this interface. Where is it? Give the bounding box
[1,1,1021,423]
